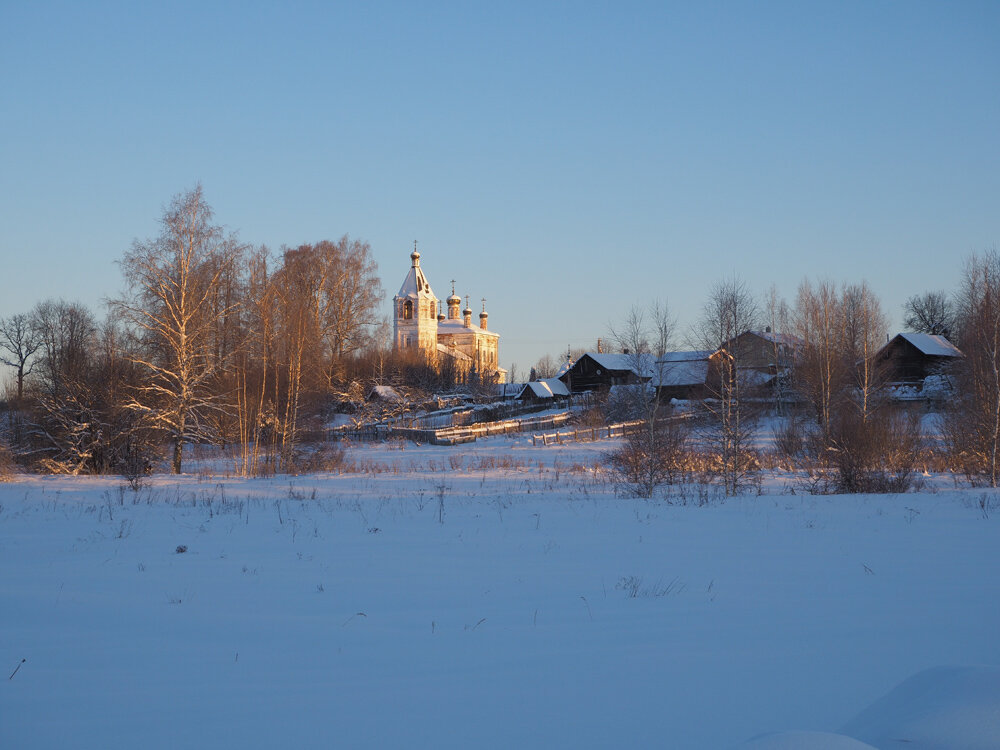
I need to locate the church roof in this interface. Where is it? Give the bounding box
[437,319,500,338]
[395,258,437,301]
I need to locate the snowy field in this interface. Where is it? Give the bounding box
[2,434,999,749]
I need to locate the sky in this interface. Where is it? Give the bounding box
[1,1,998,375]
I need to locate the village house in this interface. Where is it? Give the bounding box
[517,377,570,403]
[719,329,802,374]
[558,351,659,393]
[876,332,963,386]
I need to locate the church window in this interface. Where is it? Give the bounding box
[403,300,413,320]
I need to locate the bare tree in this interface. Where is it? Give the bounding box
[0,313,40,401]
[607,302,683,497]
[693,277,760,495]
[841,282,889,422]
[319,237,385,363]
[791,279,847,445]
[30,300,96,399]
[763,285,792,414]
[532,354,558,380]
[115,185,246,474]
[943,249,1000,485]
[903,291,955,338]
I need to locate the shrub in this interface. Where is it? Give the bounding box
[606,417,692,498]
[828,408,922,493]
[0,441,16,480]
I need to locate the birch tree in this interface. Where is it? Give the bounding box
[792,279,847,445]
[694,277,760,495]
[841,282,889,422]
[116,186,245,474]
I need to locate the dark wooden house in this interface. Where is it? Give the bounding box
[558,352,655,394]
[876,333,963,384]
[719,329,802,374]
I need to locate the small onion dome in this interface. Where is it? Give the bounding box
[410,249,420,266]
[447,292,461,305]
[479,310,488,319]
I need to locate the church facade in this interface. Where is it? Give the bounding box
[393,246,505,383]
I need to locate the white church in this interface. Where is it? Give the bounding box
[393,244,506,383]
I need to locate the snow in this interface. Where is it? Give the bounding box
[841,665,1000,749]
[897,333,963,358]
[583,351,658,377]
[2,437,999,749]
[521,377,570,399]
[746,330,805,348]
[740,731,878,749]
[654,359,709,387]
[658,349,715,362]
[395,261,436,300]
[368,384,403,402]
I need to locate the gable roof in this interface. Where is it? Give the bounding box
[657,349,714,363]
[583,352,658,378]
[653,359,710,387]
[521,377,571,399]
[895,332,963,358]
[747,329,804,347]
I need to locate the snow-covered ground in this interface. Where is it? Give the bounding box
[2,434,998,749]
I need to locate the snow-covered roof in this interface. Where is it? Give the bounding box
[653,359,709,387]
[584,352,658,378]
[395,262,437,301]
[521,377,571,399]
[744,330,804,348]
[657,350,714,363]
[497,382,524,398]
[437,319,500,338]
[896,332,963,358]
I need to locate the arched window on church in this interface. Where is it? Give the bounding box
[403,300,413,320]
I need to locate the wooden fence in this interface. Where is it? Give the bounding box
[334,411,573,446]
[530,412,695,446]
[530,419,645,446]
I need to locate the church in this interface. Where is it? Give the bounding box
[393,244,506,383]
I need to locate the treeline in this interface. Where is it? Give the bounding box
[0,186,468,476]
[602,251,999,495]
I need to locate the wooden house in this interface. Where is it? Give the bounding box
[518,377,571,403]
[719,329,802,374]
[876,333,963,384]
[558,352,656,394]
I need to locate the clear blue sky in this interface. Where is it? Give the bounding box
[2,1,997,374]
